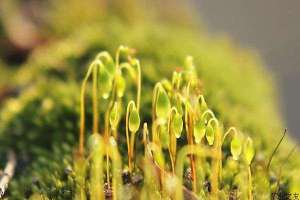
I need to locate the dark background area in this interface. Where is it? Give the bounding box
[195,0,300,141]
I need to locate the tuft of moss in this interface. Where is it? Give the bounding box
[0,0,299,199]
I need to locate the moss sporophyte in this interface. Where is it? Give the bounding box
[73,46,258,200]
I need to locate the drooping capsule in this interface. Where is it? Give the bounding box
[231,135,242,160]
[174,93,183,115]
[99,65,112,99]
[244,137,255,165]
[172,112,183,138]
[110,101,121,131]
[193,119,206,144]
[96,52,115,75]
[205,123,215,146]
[156,86,171,119]
[129,104,140,133]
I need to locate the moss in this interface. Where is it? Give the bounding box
[0,0,299,198]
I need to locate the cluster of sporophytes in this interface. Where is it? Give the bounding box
[0,0,299,198]
[69,46,257,200]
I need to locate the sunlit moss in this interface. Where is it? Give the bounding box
[0,0,299,199]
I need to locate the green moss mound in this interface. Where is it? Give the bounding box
[0,0,299,199]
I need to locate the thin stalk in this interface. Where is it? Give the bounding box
[276,144,297,193]
[207,118,221,199]
[79,62,96,155]
[135,60,141,111]
[221,127,238,182]
[92,65,99,134]
[125,58,142,112]
[130,132,136,169]
[248,166,253,200]
[103,62,119,188]
[168,149,175,174]
[266,129,287,171]
[126,101,134,172]
[104,74,118,139]
[106,146,110,188]
[184,103,196,193]
[168,107,177,173]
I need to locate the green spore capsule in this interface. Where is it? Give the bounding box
[174,94,183,115]
[96,52,115,75]
[231,135,242,160]
[129,104,140,133]
[156,86,171,119]
[193,119,206,144]
[110,101,121,131]
[99,65,112,99]
[172,113,183,138]
[206,123,215,145]
[244,137,255,165]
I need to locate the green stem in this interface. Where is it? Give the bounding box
[167,107,177,173]
[184,103,196,193]
[79,62,97,155]
[92,64,99,134]
[126,101,135,172]
[207,118,221,199]
[135,60,141,111]
[266,129,287,171]
[248,165,253,200]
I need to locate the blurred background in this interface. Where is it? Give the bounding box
[0,0,299,141]
[194,0,300,141]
